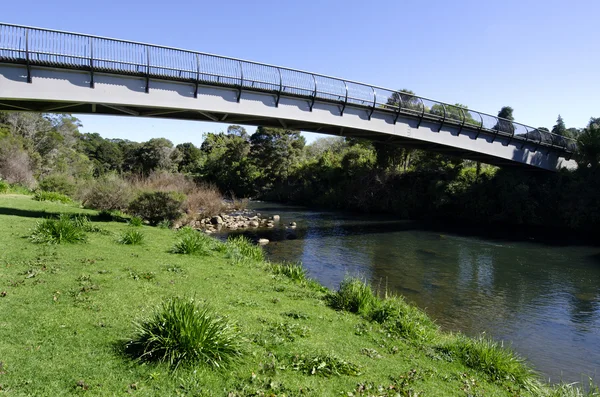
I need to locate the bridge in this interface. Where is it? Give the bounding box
[0,23,577,171]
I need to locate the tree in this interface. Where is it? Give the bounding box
[552,115,567,136]
[577,117,600,169]
[494,106,515,134]
[175,142,203,174]
[133,138,176,174]
[497,106,514,120]
[249,127,305,186]
[387,89,421,111]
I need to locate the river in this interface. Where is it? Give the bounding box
[215,201,600,384]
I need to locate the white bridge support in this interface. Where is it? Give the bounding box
[0,64,577,171]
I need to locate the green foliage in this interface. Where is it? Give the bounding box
[270,261,308,282]
[29,214,88,244]
[38,174,77,196]
[371,296,439,344]
[289,352,361,377]
[0,179,8,193]
[440,335,535,386]
[577,118,600,169]
[117,230,145,245]
[32,191,73,204]
[128,216,143,227]
[79,173,133,211]
[125,297,242,369]
[225,235,265,264]
[171,227,221,255]
[128,191,183,225]
[327,277,378,315]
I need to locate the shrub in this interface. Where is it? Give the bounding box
[289,352,361,377]
[117,230,145,245]
[128,216,143,227]
[128,191,183,225]
[226,236,264,263]
[78,174,133,211]
[29,214,88,244]
[440,334,535,386]
[39,174,77,196]
[125,297,242,369]
[271,262,307,282]
[327,277,378,315]
[0,180,8,194]
[33,191,72,204]
[183,183,228,218]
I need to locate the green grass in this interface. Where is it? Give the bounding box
[117,229,145,245]
[327,276,379,315]
[32,190,72,204]
[128,216,143,227]
[270,261,308,282]
[124,297,242,369]
[0,195,595,396]
[171,227,219,255]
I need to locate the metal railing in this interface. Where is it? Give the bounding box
[0,23,577,154]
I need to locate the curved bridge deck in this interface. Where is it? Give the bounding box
[0,23,577,170]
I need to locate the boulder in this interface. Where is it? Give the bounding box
[211,215,223,225]
[258,238,269,245]
[249,220,260,227]
[272,215,280,221]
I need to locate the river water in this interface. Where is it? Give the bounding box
[216,201,600,384]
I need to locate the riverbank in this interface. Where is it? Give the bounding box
[0,195,595,396]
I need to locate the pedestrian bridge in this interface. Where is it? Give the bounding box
[0,23,577,171]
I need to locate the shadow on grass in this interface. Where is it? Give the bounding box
[0,206,128,223]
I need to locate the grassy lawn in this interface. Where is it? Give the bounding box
[0,195,588,396]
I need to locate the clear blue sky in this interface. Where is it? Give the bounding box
[2,0,599,146]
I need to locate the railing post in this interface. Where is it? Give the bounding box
[457,107,466,136]
[89,37,95,88]
[368,87,376,120]
[145,47,150,93]
[25,29,31,83]
[309,74,317,112]
[416,98,425,128]
[393,91,404,124]
[236,61,243,103]
[474,112,484,139]
[437,103,447,132]
[275,68,282,107]
[340,80,348,116]
[194,53,200,98]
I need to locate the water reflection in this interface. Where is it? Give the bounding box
[217,202,600,383]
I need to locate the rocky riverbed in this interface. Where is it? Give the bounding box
[185,210,282,233]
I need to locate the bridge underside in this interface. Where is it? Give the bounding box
[0,64,576,171]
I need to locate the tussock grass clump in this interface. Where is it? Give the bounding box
[0,180,9,193]
[125,297,242,369]
[32,191,72,204]
[290,352,361,377]
[29,214,88,244]
[370,296,439,344]
[327,277,378,315]
[543,380,600,397]
[226,236,264,264]
[117,230,145,245]
[271,261,307,282]
[440,334,536,386]
[171,227,221,255]
[128,216,143,227]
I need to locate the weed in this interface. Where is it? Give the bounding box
[32,191,72,204]
[270,261,307,282]
[117,230,145,245]
[0,180,8,193]
[282,311,309,320]
[128,216,143,227]
[289,352,361,377]
[162,264,185,274]
[29,215,88,244]
[327,277,378,316]
[125,297,242,369]
[360,348,382,359]
[157,220,172,229]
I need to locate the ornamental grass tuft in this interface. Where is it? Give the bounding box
[29,214,88,244]
[125,297,242,369]
[117,229,145,245]
[327,277,378,316]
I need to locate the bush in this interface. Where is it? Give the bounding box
[29,214,88,244]
[125,297,242,369]
[271,262,307,282]
[128,191,183,225]
[0,180,8,194]
[78,174,133,211]
[327,277,378,315]
[32,191,73,204]
[117,230,144,245]
[38,174,77,196]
